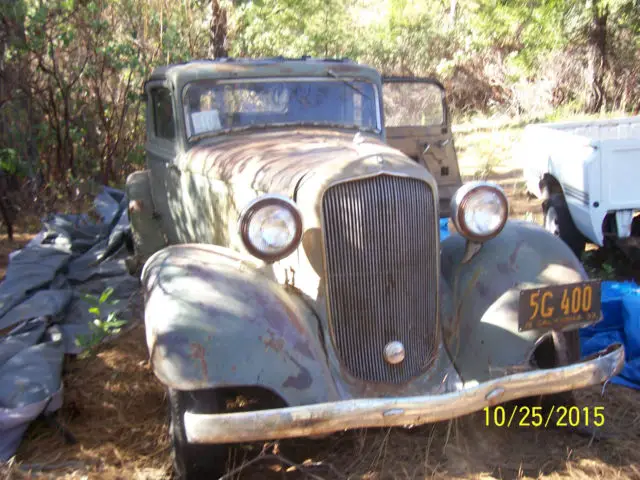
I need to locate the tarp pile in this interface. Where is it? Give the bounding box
[0,187,138,461]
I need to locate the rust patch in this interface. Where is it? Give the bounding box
[186,130,396,199]
[282,355,312,390]
[259,332,285,353]
[190,342,208,380]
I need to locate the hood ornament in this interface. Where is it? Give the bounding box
[384,341,405,365]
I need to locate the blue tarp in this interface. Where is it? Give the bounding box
[439,218,640,390]
[0,188,138,461]
[580,282,640,390]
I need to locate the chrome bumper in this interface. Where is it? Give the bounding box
[184,344,624,444]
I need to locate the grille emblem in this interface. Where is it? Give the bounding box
[384,341,406,365]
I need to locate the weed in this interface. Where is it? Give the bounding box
[74,287,127,357]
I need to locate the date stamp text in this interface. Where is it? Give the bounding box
[484,405,604,428]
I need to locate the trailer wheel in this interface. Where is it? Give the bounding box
[543,194,586,258]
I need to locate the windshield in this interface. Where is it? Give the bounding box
[182,78,380,139]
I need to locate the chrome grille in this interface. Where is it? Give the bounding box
[322,174,439,384]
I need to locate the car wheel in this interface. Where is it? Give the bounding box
[543,194,586,258]
[169,387,287,480]
[169,388,230,480]
[522,330,581,412]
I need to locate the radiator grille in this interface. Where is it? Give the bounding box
[322,174,439,384]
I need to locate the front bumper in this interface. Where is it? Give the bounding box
[184,344,624,444]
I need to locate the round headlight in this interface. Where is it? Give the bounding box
[450,182,508,241]
[238,194,303,262]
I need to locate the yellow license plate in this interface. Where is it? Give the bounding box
[518,280,601,332]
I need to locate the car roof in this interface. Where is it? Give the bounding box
[147,57,383,93]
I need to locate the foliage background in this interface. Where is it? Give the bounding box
[0,0,638,193]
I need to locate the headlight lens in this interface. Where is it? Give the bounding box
[451,182,508,241]
[239,195,303,262]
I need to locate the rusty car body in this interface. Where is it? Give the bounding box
[125,57,624,479]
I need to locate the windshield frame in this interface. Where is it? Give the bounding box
[180,76,383,143]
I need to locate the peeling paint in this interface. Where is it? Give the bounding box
[294,339,315,360]
[260,332,285,353]
[282,355,313,390]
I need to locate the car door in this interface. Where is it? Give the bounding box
[381,76,462,217]
[144,81,181,244]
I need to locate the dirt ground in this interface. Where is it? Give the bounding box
[2,130,640,480]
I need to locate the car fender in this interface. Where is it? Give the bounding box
[125,170,167,260]
[440,220,589,384]
[141,243,340,406]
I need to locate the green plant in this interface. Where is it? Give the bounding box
[75,287,127,356]
[0,148,26,177]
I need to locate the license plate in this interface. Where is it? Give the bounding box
[518,280,601,332]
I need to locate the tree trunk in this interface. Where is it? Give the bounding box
[1,0,40,180]
[450,0,457,26]
[587,0,608,113]
[208,0,228,58]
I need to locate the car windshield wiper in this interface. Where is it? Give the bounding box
[327,70,371,100]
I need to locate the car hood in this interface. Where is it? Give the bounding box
[179,129,420,197]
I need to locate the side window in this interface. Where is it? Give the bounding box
[151,87,175,140]
[383,82,444,127]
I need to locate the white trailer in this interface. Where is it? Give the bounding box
[518,115,640,256]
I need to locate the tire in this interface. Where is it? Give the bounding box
[541,330,582,409]
[515,330,581,412]
[543,194,586,258]
[169,389,230,480]
[169,387,287,480]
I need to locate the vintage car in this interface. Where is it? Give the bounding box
[125,57,624,479]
